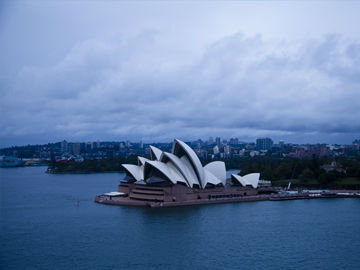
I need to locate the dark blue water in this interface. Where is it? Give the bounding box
[1,167,360,270]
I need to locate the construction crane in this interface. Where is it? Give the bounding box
[287,162,298,190]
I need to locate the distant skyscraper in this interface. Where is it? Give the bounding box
[196,139,201,149]
[216,137,221,147]
[73,142,81,155]
[140,140,143,148]
[353,139,360,151]
[208,137,214,144]
[256,138,273,150]
[96,140,100,148]
[279,140,285,148]
[86,142,93,152]
[61,140,68,153]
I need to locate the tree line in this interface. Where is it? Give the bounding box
[49,154,360,186]
[224,156,360,184]
[48,155,138,173]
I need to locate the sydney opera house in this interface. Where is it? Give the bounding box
[95,139,275,207]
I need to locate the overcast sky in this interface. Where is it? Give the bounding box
[0,1,359,147]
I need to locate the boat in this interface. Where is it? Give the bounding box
[0,156,25,168]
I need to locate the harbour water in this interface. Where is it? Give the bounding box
[1,167,360,270]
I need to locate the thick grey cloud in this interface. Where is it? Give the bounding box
[0,1,359,146]
[1,32,359,146]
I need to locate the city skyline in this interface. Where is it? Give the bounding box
[1,136,359,162]
[1,135,360,149]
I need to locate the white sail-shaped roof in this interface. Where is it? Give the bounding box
[144,160,177,184]
[204,169,222,186]
[180,155,200,188]
[172,139,205,188]
[121,139,261,190]
[122,164,144,182]
[160,152,192,187]
[166,161,188,185]
[204,161,226,186]
[137,156,149,166]
[149,146,162,161]
[231,173,260,188]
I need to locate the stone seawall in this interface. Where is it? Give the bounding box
[95,191,360,208]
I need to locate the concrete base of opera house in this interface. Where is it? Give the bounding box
[94,183,360,208]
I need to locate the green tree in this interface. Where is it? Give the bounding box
[318,171,337,185]
[298,168,315,183]
[275,162,293,180]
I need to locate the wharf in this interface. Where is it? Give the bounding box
[94,191,360,208]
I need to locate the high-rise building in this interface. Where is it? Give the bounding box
[256,138,273,150]
[216,137,221,147]
[61,140,68,153]
[353,139,360,151]
[229,138,239,145]
[208,137,214,144]
[279,140,285,148]
[73,142,81,155]
[196,139,202,149]
[86,142,93,152]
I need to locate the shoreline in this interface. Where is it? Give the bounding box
[45,170,124,174]
[94,190,360,208]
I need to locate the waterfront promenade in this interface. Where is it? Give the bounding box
[95,190,360,208]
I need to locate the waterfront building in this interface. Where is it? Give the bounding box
[231,173,260,188]
[122,139,226,189]
[95,139,275,207]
